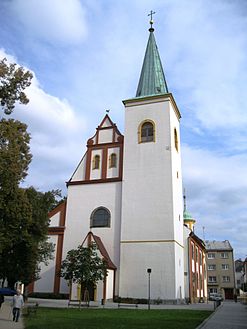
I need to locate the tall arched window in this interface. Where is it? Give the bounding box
[109,153,117,168]
[92,155,100,169]
[174,128,179,152]
[90,207,111,228]
[138,120,155,143]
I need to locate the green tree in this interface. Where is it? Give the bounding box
[0,59,60,289]
[60,243,107,304]
[0,118,32,257]
[0,187,60,288]
[0,58,33,115]
[0,119,61,287]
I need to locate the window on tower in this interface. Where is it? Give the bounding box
[139,120,155,143]
[109,153,117,168]
[92,155,100,169]
[174,128,179,152]
[90,207,111,228]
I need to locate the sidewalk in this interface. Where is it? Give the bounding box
[0,297,24,329]
[198,301,247,329]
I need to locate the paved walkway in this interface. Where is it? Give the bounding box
[198,301,247,329]
[0,297,24,329]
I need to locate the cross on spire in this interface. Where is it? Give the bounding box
[148,10,156,31]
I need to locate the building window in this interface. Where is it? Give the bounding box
[191,244,195,260]
[208,276,217,283]
[138,120,155,143]
[207,253,215,259]
[174,128,179,151]
[209,288,217,294]
[92,155,100,169]
[220,252,229,259]
[90,207,110,228]
[222,276,230,283]
[222,264,229,270]
[208,264,216,271]
[109,153,117,168]
[200,252,203,265]
[196,247,198,261]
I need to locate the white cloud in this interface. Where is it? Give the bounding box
[182,144,247,258]
[162,0,247,131]
[0,48,87,193]
[9,0,88,45]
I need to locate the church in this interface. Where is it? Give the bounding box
[30,19,207,304]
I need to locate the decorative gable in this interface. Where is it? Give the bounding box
[68,114,124,185]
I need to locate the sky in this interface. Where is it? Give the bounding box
[0,0,246,260]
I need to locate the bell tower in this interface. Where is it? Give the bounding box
[119,17,184,302]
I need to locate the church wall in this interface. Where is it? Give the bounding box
[107,147,120,179]
[106,270,114,300]
[90,149,103,180]
[49,212,60,227]
[71,153,87,182]
[183,226,191,300]
[119,242,176,300]
[120,95,184,300]
[169,101,184,246]
[121,98,175,242]
[61,181,122,295]
[174,243,185,300]
[33,235,58,292]
[98,129,113,144]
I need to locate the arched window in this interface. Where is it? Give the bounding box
[139,120,155,143]
[90,207,111,228]
[92,155,100,169]
[109,153,117,168]
[174,128,178,152]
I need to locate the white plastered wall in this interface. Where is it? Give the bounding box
[34,235,58,292]
[183,226,190,299]
[71,153,87,182]
[49,212,60,227]
[91,149,103,180]
[119,242,176,299]
[106,270,114,300]
[120,96,184,300]
[60,181,122,297]
[98,129,113,144]
[107,147,120,179]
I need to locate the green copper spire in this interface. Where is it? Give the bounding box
[136,17,168,97]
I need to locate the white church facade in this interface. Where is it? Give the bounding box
[30,22,206,303]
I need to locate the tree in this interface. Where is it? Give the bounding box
[0,58,33,115]
[0,119,61,287]
[0,118,32,190]
[0,59,60,289]
[60,243,107,304]
[0,118,32,257]
[0,187,61,288]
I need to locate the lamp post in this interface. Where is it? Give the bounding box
[147,268,152,310]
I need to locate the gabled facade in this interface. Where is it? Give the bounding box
[31,22,190,304]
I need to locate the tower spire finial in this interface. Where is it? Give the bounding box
[183,188,187,212]
[148,10,156,32]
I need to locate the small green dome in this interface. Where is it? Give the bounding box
[183,210,194,221]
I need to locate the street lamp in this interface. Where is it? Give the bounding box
[147,268,152,310]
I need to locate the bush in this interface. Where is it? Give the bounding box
[28,292,69,300]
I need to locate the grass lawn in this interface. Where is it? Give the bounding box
[24,308,212,329]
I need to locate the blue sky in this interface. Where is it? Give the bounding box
[0,0,246,260]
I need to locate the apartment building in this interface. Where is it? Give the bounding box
[205,240,235,299]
